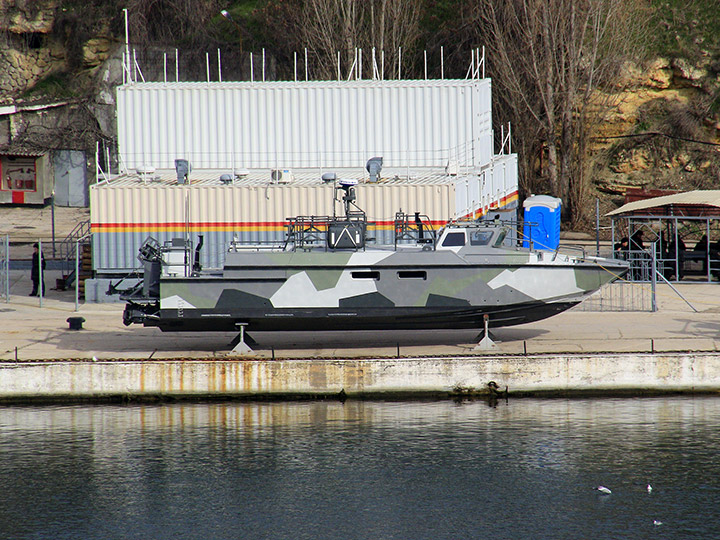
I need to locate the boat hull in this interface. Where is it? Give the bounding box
[124,256,626,332]
[131,299,579,332]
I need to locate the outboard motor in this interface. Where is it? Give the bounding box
[137,238,163,298]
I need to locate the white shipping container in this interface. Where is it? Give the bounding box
[117,79,493,171]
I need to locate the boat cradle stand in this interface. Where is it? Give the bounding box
[474,314,497,350]
[230,323,258,354]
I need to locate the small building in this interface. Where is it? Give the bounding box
[0,145,53,204]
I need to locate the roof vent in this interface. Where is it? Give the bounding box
[136,165,156,184]
[175,159,191,185]
[366,157,383,183]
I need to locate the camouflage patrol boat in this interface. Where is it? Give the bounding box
[119,180,628,334]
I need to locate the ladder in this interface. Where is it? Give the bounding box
[57,219,92,297]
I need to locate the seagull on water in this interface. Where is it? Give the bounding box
[596,486,612,494]
[653,520,663,526]
[647,484,653,493]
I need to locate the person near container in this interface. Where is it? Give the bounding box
[30,242,46,296]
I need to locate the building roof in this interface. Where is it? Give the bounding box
[94,164,488,189]
[606,190,720,218]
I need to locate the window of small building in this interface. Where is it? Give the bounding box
[1,157,37,191]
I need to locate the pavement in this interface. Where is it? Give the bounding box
[0,205,90,259]
[0,265,718,361]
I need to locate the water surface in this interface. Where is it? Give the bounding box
[0,397,718,539]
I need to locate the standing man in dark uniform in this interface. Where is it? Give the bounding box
[30,242,45,296]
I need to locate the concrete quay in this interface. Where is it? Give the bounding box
[1,263,720,401]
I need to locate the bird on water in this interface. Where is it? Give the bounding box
[596,486,612,494]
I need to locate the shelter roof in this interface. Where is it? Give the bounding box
[606,190,720,218]
[0,144,46,157]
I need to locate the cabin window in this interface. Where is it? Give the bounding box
[470,230,494,246]
[351,271,380,280]
[398,270,427,280]
[493,230,508,247]
[441,232,466,247]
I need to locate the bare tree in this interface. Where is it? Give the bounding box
[474,0,649,225]
[299,0,422,80]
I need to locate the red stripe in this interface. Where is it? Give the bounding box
[92,195,519,231]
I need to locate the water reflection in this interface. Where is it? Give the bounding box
[0,398,719,539]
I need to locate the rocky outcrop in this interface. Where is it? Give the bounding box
[0,1,117,99]
[592,55,720,197]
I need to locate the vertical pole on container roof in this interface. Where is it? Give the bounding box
[359,48,362,80]
[218,48,222,82]
[482,46,486,78]
[175,49,179,82]
[398,47,402,79]
[206,52,210,83]
[424,50,427,80]
[123,9,130,84]
[163,53,167,83]
[250,53,254,82]
[262,48,266,82]
[305,48,308,81]
[381,49,385,80]
[336,51,340,81]
[95,141,100,184]
[295,51,298,82]
[441,46,444,79]
[132,49,137,83]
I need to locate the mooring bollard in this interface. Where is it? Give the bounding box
[66,317,85,330]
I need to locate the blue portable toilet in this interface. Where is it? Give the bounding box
[522,195,562,250]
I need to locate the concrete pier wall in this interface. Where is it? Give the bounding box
[2,353,720,402]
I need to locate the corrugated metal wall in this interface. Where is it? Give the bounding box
[91,183,458,272]
[454,154,519,219]
[117,80,492,171]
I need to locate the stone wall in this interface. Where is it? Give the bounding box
[0,0,117,99]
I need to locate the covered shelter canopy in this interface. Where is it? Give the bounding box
[606,190,720,283]
[606,190,720,218]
